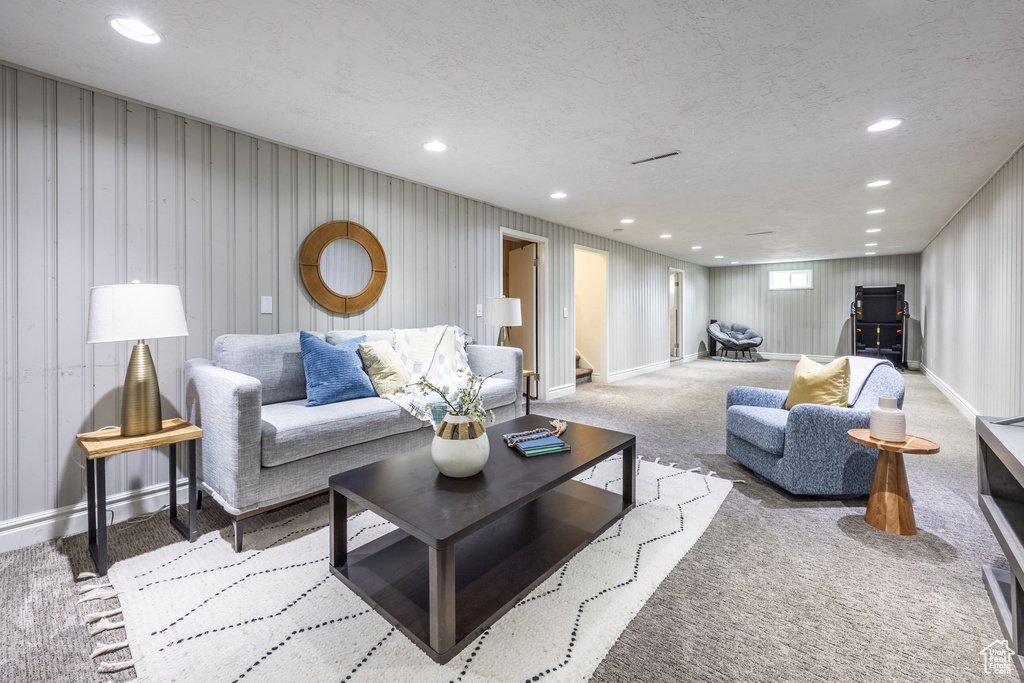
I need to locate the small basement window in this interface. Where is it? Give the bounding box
[769,269,813,290]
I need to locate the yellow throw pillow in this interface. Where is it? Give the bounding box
[358,340,411,396]
[784,355,851,410]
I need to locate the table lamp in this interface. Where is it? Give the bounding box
[86,282,189,436]
[485,297,521,347]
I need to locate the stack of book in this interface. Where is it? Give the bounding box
[503,432,571,457]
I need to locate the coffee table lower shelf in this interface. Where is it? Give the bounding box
[330,478,630,663]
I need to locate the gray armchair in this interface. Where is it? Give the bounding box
[725,359,905,496]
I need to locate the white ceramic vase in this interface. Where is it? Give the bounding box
[869,396,906,442]
[431,414,490,478]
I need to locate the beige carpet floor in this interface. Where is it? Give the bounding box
[0,358,1009,682]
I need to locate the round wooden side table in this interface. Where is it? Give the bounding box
[847,429,940,536]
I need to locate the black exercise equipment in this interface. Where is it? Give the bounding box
[850,284,908,370]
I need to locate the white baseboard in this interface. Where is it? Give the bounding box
[546,383,576,400]
[607,360,671,383]
[0,478,189,554]
[758,352,921,371]
[921,364,978,424]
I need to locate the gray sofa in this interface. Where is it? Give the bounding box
[185,329,523,550]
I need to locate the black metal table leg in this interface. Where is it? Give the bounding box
[87,457,108,575]
[525,375,531,415]
[169,441,199,542]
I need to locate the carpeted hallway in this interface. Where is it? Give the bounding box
[0,358,1006,681]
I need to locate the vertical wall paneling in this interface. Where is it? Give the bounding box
[709,255,921,362]
[0,64,709,530]
[922,143,1024,417]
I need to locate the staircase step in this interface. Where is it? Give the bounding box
[575,367,593,385]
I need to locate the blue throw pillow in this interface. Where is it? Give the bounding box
[300,332,375,407]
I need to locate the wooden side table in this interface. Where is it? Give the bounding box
[76,418,203,575]
[523,370,536,415]
[847,429,940,536]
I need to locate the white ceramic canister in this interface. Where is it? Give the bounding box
[869,396,907,442]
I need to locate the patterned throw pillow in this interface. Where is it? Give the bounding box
[358,339,411,395]
[784,355,851,410]
[299,332,375,407]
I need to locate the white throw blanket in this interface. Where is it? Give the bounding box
[382,325,474,425]
[845,356,892,406]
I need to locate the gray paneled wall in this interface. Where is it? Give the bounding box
[0,64,707,525]
[921,143,1024,416]
[709,255,921,361]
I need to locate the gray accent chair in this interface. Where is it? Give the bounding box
[725,359,905,496]
[185,330,522,550]
[708,321,763,360]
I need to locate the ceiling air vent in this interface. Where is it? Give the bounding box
[630,150,680,165]
[744,230,774,236]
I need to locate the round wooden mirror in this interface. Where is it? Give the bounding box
[300,220,387,314]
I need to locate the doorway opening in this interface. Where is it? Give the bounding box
[669,268,684,360]
[573,246,609,384]
[501,229,547,400]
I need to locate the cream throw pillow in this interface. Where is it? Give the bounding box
[358,340,411,396]
[784,355,851,410]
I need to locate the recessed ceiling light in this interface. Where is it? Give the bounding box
[107,16,162,44]
[866,179,891,188]
[865,243,878,246]
[866,228,881,233]
[423,141,447,152]
[691,245,700,249]
[660,234,672,239]
[731,261,739,264]
[865,252,876,255]
[620,218,634,224]
[867,119,902,132]
[550,192,567,199]
[714,255,724,259]
[866,209,885,215]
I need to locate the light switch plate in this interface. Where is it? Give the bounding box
[563,307,568,318]
[260,296,273,314]
[476,303,483,317]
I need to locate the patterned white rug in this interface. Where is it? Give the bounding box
[106,456,731,682]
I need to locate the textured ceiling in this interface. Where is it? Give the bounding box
[3,0,1024,266]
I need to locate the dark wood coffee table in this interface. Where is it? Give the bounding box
[328,413,636,663]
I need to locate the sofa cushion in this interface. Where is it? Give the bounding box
[215,332,321,405]
[261,396,426,468]
[300,332,375,406]
[727,405,788,455]
[480,377,517,410]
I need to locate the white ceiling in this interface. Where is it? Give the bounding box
[3,0,1024,266]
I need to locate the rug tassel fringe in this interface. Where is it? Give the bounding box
[79,582,113,594]
[684,467,701,473]
[84,608,123,624]
[76,571,100,581]
[96,656,141,674]
[90,640,130,659]
[90,618,125,636]
[79,589,121,603]
[653,457,661,465]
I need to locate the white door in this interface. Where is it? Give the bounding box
[507,243,537,395]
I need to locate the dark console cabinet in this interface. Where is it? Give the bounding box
[978,416,1024,678]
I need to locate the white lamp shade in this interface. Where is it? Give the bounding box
[87,283,189,343]
[485,297,522,327]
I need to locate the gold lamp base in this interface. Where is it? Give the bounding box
[121,340,162,437]
[497,326,511,346]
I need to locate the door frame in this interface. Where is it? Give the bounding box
[572,244,610,383]
[500,227,550,400]
[669,267,685,361]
